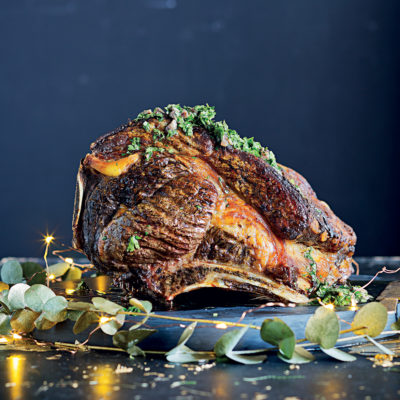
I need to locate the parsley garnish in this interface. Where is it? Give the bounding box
[195,205,202,210]
[134,104,281,172]
[127,235,141,252]
[153,128,164,142]
[127,137,141,153]
[145,147,165,161]
[143,121,151,132]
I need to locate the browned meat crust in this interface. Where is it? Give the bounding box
[72,110,356,305]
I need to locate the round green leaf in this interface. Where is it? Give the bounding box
[167,322,197,356]
[278,345,315,364]
[64,266,82,281]
[391,318,400,331]
[1,260,23,284]
[321,347,356,362]
[34,313,56,330]
[214,326,248,357]
[21,262,46,284]
[0,313,11,335]
[68,301,96,311]
[24,284,56,312]
[11,309,40,333]
[167,349,215,363]
[227,352,267,365]
[129,298,152,314]
[73,311,99,334]
[113,329,156,350]
[8,283,30,310]
[92,297,123,315]
[43,296,68,322]
[305,306,340,349]
[351,302,388,337]
[260,318,295,359]
[47,263,70,278]
[100,313,125,335]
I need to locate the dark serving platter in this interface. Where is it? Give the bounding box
[3,256,399,351]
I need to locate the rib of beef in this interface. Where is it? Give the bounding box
[72,105,356,306]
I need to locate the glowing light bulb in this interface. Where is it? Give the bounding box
[65,258,73,264]
[216,323,228,330]
[48,274,55,281]
[350,297,358,311]
[99,317,111,325]
[44,236,54,244]
[0,337,8,343]
[325,303,335,310]
[12,333,22,340]
[65,288,75,295]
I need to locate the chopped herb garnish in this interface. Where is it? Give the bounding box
[102,236,107,241]
[195,205,202,210]
[144,231,149,236]
[145,147,165,161]
[127,235,142,252]
[134,104,281,172]
[152,128,164,142]
[127,137,141,153]
[143,121,151,132]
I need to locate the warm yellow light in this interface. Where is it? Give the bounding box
[325,303,335,310]
[44,236,54,244]
[216,323,228,330]
[350,297,358,311]
[12,333,22,340]
[65,288,75,295]
[99,317,112,325]
[7,355,25,400]
[48,274,55,281]
[0,337,8,343]
[65,257,74,264]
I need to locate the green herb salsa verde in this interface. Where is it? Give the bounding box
[128,104,280,170]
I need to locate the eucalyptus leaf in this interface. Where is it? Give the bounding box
[227,352,267,365]
[67,310,83,321]
[305,306,340,349]
[321,347,356,362]
[351,302,388,337]
[43,296,68,322]
[68,301,96,311]
[34,313,56,330]
[0,290,11,314]
[11,309,40,333]
[92,297,123,315]
[100,313,125,335]
[1,260,23,284]
[365,335,395,356]
[64,266,82,281]
[128,315,150,331]
[47,262,70,278]
[0,282,9,292]
[390,318,400,331]
[128,346,145,358]
[8,283,30,310]
[73,311,99,334]
[167,322,197,355]
[260,318,295,359]
[113,329,156,351]
[278,346,315,364]
[21,262,46,284]
[214,326,248,357]
[24,284,55,312]
[167,348,216,363]
[0,313,11,335]
[128,298,152,314]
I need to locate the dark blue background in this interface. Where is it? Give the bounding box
[1,0,399,257]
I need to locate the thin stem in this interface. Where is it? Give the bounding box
[119,311,261,330]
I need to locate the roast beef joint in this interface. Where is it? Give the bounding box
[72,105,357,306]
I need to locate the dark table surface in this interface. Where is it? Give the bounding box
[0,257,399,400]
